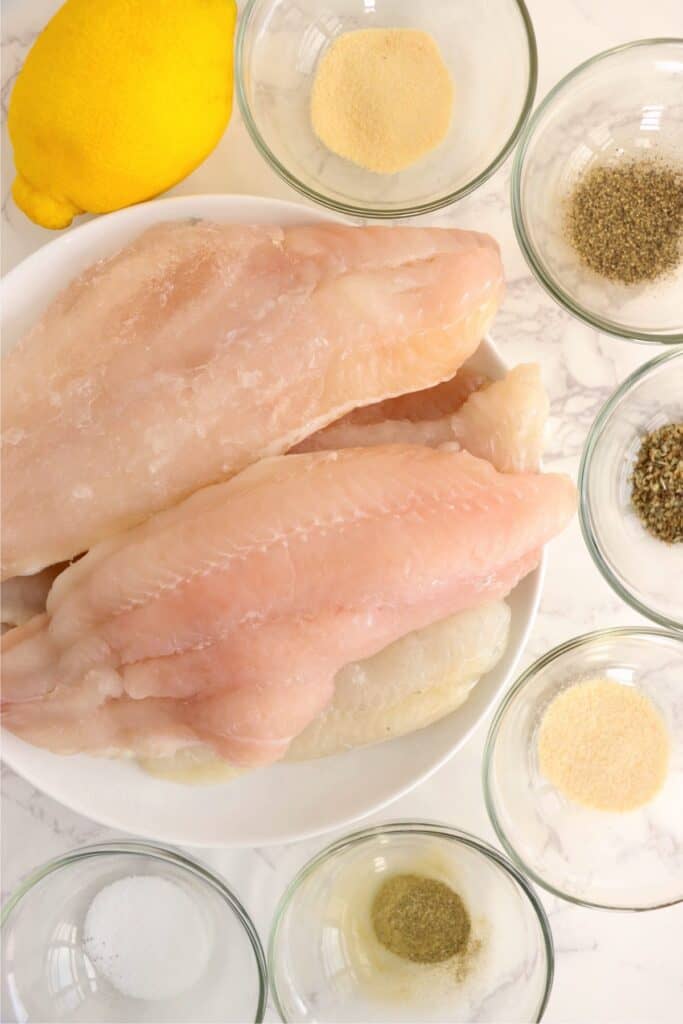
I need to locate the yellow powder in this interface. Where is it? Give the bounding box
[537,677,670,813]
[310,28,454,174]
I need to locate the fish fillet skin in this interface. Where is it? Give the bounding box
[1,221,504,579]
[140,748,243,785]
[296,364,548,473]
[139,601,511,781]
[1,446,575,765]
[287,600,511,760]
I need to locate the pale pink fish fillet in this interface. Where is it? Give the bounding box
[1,222,504,579]
[1,446,575,766]
[449,364,548,472]
[332,367,490,426]
[295,365,548,473]
[290,365,489,451]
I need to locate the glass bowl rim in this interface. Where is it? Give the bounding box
[578,347,683,630]
[268,819,555,1022]
[510,36,683,344]
[235,0,539,219]
[0,839,269,1023]
[483,626,683,911]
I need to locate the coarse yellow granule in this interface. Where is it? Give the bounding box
[310,28,454,175]
[537,677,670,813]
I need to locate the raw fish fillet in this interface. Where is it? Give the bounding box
[296,364,548,472]
[140,601,511,779]
[334,367,490,426]
[1,446,575,766]
[1,221,504,578]
[287,600,511,760]
[449,365,548,472]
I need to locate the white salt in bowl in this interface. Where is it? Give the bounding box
[483,628,683,910]
[0,842,267,1023]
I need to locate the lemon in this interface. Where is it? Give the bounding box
[8,0,236,229]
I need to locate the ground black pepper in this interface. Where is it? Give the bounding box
[631,423,683,543]
[565,157,683,285]
[371,873,471,964]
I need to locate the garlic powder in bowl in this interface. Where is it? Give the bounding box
[484,628,683,910]
[1,842,267,1023]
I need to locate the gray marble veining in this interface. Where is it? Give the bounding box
[2,1,682,1021]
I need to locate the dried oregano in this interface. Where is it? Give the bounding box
[631,423,683,543]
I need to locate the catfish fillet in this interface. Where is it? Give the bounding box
[1,222,503,577]
[1,445,575,767]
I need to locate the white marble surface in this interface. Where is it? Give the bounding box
[1,1,682,1021]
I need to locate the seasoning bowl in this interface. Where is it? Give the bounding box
[1,841,267,1023]
[579,349,683,630]
[236,0,537,218]
[512,39,683,343]
[269,822,553,1022]
[484,628,683,911]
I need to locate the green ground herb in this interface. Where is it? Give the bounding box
[565,157,683,285]
[631,423,683,543]
[371,873,471,964]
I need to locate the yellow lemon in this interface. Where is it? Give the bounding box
[9,0,236,229]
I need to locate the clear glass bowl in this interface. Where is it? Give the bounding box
[269,822,553,1022]
[512,39,683,343]
[484,628,683,910]
[1,842,267,1023]
[236,0,537,218]
[579,348,683,630]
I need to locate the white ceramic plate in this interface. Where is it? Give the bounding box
[1,194,543,847]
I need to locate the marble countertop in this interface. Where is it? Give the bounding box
[2,1,682,1021]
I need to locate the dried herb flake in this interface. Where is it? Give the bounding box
[631,423,683,543]
[566,158,683,285]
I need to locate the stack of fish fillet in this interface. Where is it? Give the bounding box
[1,222,575,777]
